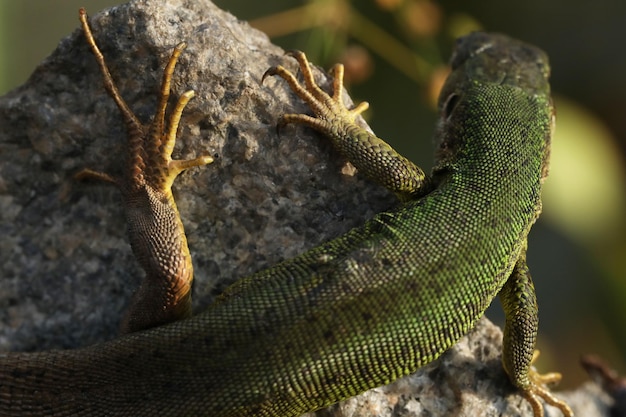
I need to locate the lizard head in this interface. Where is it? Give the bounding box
[448,32,551,96]
[432,32,554,185]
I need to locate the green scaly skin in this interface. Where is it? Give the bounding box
[0,9,572,417]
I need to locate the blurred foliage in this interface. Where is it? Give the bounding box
[247,0,481,106]
[1,0,625,389]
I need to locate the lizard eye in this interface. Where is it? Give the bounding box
[442,93,460,120]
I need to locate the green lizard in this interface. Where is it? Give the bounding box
[0,8,573,417]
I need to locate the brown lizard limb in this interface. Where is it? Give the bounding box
[77,8,213,333]
[499,249,573,417]
[262,51,427,199]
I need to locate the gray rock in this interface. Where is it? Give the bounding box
[0,0,606,415]
[0,0,392,350]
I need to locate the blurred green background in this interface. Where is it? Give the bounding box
[1,0,625,388]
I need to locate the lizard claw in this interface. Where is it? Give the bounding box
[522,351,574,417]
[262,50,369,134]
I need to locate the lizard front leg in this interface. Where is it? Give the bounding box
[499,247,574,417]
[262,51,429,200]
[77,9,212,333]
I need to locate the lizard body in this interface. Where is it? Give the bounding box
[0,9,572,417]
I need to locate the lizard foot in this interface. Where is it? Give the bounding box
[262,50,369,135]
[77,8,212,192]
[262,51,427,198]
[77,8,212,333]
[522,351,574,417]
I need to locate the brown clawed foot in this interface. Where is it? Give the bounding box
[262,50,369,135]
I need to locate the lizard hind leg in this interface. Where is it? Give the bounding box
[78,8,212,333]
